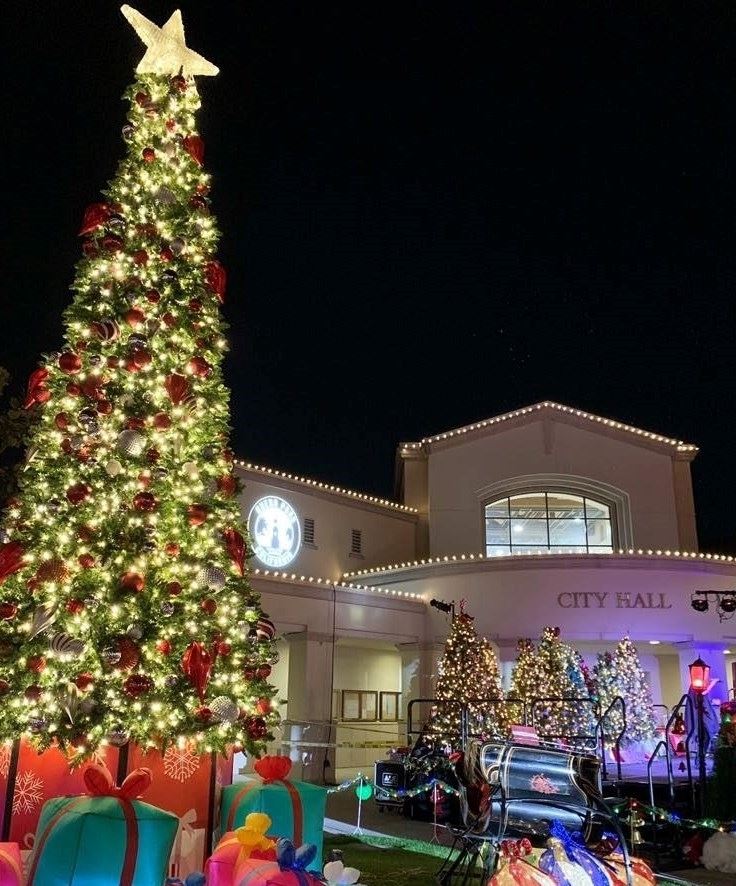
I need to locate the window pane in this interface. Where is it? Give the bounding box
[586,519,612,545]
[549,518,586,546]
[486,518,510,546]
[584,498,610,519]
[547,493,585,519]
[510,518,548,546]
[509,493,547,517]
[486,545,511,557]
[486,498,510,518]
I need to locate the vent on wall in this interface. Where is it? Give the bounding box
[304,517,315,545]
[351,529,363,555]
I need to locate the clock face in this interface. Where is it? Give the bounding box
[248,496,301,568]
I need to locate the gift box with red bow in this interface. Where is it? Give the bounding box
[220,757,326,873]
[206,812,277,886]
[209,833,322,886]
[25,763,178,886]
[0,843,21,886]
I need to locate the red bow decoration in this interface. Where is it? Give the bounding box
[24,368,50,410]
[254,755,292,783]
[500,838,532,859]
[79,202,120,236]
[183,134,205,166]
[181,641,212,702]
[0,542,25,585]
[204,260,227,303]
[164,373,192,406]
[222,528,246,576]
[84,762,152,800]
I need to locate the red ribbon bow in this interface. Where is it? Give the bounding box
[84,762,153,799]
[0,541,25,585]
[254,755,292,783]
[500,838,532,859]
[222,528,246,576]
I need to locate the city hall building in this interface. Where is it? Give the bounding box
[237,401,736,781]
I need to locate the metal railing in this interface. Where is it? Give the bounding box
[594,695,627,783]
[646,693,695,812]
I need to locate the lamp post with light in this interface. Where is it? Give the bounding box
[688,656,710,815]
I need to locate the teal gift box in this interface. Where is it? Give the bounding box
[220,756,326,873]
[27,764,178,886]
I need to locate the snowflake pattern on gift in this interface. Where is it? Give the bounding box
[163,746,200,783]
[0,744,9,779]
[13,771,44,814]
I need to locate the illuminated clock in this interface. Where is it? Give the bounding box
[247,495,301,568]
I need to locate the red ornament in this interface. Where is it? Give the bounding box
[65,599,85,614]
[256,664,272,679]
[115,635,141,670]
[24,368,50,409]
[244,666,257,680]
[137,471,151,488]
[123,673,154,697]
[195,706,213,722]
[187,504,208,527]
[223,448,234,463]
[66,382,81,397]
[59,352,82,374]
[196,182,210,195]
[189,195,207,211]
[145,288,161,304]
[90,319,120,341]
[54,412,70,429]
[82,240,99,258]
[164,543,180,557]
[120,571,145,592]
[222,528,246,576]
[153,412,172,429]
[0,679,9,696]
[133,491,157,512]
[126,416,146,430]
[171,74,187,92]
[97,399,113,415]
[132,349,152,369]
[255,698,271,715]
[101,234,124,253]
[133,249,149,266]
[66,483,91,505]
[181,641,212,702]
[27,655,46,673]
[142,147,156,163]
[204,260,227,302]
[187,356,212,378]
[0,542,26,585]
[245,716,268,740]
[0,602,17,620]
[217,641,232,656]
[183,134,205,166]
[145,447,159,463]
[162,312,176,327]
[135,91,151,107]
[78,553,95,569]
[188,298,202,313]
[79,202,116,235]
[78,525,95,543]
[25,685,42,701]
[201,598,217,615]
[80,375,106,400]
[256,617,276,641]
[74,673,94,691]
[156,639,172,655]
[166,581,182,596]
[160,246,174,262]
[165,373,191,405]
[124,308,146,328]
[216,474,237,496]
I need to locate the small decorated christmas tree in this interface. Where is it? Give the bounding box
[432,604,505,745]
[0,6,278,760]
[594,636,657,743]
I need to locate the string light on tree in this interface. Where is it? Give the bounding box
[0,6,277,760]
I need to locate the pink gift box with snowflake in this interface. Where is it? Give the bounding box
[0,741,120,845]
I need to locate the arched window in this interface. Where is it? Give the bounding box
[484,491,614,556]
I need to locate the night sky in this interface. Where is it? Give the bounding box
[3,2,736,550]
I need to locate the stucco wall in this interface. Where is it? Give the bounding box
[425,418,684,554]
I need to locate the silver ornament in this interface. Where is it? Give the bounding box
[84,596,100,609]
[50,633,85,656]
[122,124,135,140]
[117,429,146,457]
[105,459,124,477]
[88,354,103,367]
[70,434,85,451]
[28,717,48,734]
[29,604,58,640]
[164,674,179,689]
[160,601,175,616]
[126,624,143,641]
[155,186,177,205]
[47,498,61,514]
[80,698,97,714]
[152,466,168,480]
[128,333,148,349]
[170,237,185,255]
[107,728,129,746]
[209,696,239,724]
[101,647,122,666]
[196,565,226,590]
[0,529,9,544]
[61,684,81,724]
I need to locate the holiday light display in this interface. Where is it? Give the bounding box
[593,636,657,743]
[431,605,505,744]
[0,6,277,759]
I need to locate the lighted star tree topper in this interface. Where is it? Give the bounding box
[0,6,278,759]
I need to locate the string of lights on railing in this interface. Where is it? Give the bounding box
[326,771,460,800]
[609,796,735,834]
[250,568,426,601]
[234,459,418,514]
[400,402,698,453]
[343,548,736,579]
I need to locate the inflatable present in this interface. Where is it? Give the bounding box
[221,756,326,872]
[487,839,556,886]
[206,813,277,886]
[0,843,22,886]
[234,837,323,886]
[26,763,178,886]
[539,822,626,886]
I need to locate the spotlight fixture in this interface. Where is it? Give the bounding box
[691,590,736,621]
[430,598,454,614]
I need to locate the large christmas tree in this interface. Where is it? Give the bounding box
[432,606,505,745]
[594,636,657,743]
[511,626,595,741]
[0,6,278,760]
